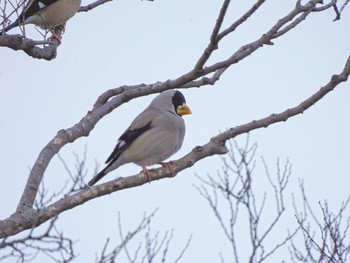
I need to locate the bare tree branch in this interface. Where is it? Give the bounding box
[0,216,75,262]
[0,33,59,59]
[78,0,113,13]
[0,150,96,261]
[195,139,299,262]
[291,182,350,262]
[95,210,191,263]
[340,0,350,13]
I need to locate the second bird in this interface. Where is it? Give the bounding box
[88,90,192,186]
[1,0,81,37]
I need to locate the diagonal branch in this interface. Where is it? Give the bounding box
[215,54,350,143]
[78,0,113,12]
[217,0,267,41]
[194,0,231,71]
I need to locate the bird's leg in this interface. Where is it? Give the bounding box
[57,23,66,34]
[139,163,152,183]
[48,28,62,43]
[160,161,175,175]
[48,24,65,44]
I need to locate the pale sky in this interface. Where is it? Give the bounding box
[1,0,350,262]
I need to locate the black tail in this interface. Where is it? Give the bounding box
[88,168,107,186]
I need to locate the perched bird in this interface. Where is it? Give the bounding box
[0,0,81,39]
[88,90,192,186]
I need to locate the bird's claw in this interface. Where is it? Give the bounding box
[48,24,65,44]
[160,161,175,175]
[140,164,152,183]
[48,30,62,44]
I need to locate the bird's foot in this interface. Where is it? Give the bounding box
[160,161,175,175]
[140,163,152,183]
[48,28,62,44]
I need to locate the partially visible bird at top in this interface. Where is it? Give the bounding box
[0,0,82,41]
[88,90,192,186]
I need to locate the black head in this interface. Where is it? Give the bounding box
[172,91,186,114]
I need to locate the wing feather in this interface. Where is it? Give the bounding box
[22,0,59,19]
[105,121,152,165]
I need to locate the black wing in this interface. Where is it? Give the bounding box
[105,121,152,165]
[88,122,152,186]
[2,0,59,31]
[24,0,59,18]
[7,0,59,25]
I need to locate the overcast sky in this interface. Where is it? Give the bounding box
[1,0,350,262]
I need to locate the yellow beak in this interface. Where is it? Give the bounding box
[177,103,192,116]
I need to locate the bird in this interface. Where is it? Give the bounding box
[88,90,192,186]
[0,0,81,40]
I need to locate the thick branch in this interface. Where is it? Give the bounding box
[0,34,58,60]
